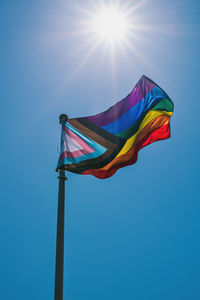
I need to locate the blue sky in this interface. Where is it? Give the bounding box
[1,0,200,299]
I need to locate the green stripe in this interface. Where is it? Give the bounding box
[116,98,173,139]
[152,97,174,112]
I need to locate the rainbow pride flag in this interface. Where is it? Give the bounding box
[57,76,174,179]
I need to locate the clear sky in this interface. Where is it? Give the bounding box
[1,0,200,299]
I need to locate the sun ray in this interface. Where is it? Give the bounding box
[122,38,155,71]
[67,39,102,83]
[120,0,148,17]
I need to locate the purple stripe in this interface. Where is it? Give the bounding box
[86,76,155,127]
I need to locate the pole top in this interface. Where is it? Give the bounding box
[57,169,67,180]
[59,114,68,124]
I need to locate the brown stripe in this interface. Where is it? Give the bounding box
[68,119,116,150]
[76,117,125,145]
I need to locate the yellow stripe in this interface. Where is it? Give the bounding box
[116,110,172,157]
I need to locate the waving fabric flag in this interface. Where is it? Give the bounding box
[57,75,174,179]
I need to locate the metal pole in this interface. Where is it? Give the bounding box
[54,114,68,300]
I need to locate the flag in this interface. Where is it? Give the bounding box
[57,75,174,179]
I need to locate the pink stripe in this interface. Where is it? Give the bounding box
[59,149,95,162]
[63,125,94,153]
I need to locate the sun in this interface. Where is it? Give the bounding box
[72,1,135,49]
[94,7,129,42]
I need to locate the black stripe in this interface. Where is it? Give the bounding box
[77,117,125,146]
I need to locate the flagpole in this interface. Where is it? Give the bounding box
[54,114,68,300]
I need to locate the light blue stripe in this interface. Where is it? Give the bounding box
[102,86,167,135]
[58,149,104,166]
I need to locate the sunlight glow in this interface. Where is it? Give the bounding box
[94,8,128,42]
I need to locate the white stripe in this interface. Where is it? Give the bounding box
[60,130,83,153]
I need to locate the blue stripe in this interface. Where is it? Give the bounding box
[102,86,167,135]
